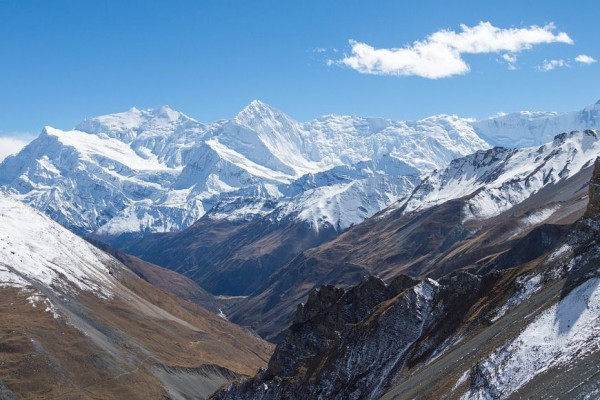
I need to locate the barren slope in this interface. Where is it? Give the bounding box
[0,192,272,399]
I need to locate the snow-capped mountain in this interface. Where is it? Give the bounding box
[394,129,600,222]
[3,99,600,241]
[0,100,488,238]
[474,100,600,147]
[210,156,421,231]
[228,129,600,337]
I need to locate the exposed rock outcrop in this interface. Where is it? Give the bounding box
[211,273,485,400]
[585,156,600,218]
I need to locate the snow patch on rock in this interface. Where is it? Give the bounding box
[491,273,543,322]
[463,277,600,399]
[398,130,600,222]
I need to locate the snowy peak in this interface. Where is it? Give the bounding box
[236,99,272,116]
[234,100,288,125]
[229,100,311,175]
[399,129,600,221]
[153,104,186,120]
[233,100,302,141]
[0,100,496,238]
[76,105,202,144]
[474,100,600,148]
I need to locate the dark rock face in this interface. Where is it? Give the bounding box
[212,223,600,400]
[269,276,396,379]
[585,157,600,218]
[212,274,485,400]
[485,223,569,273]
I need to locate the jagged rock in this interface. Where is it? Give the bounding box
[293,284,345,326]
[270,276,392,378]
[448,271,482,295]
[212,277,464,400]
[212,129,600,400]
[585,157,600,218]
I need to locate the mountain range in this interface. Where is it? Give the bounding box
[0,100,495,242]
[473,99,600,147]
[213,160,600,397]
[3,101,599,242]
[2,100,599,295]
[227,129,600,340]
[2,100,600,399]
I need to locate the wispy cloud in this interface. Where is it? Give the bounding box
[334,22,573,79]
[0,135,34,162]
[575,54,597,65]
[538,59,569,71]
[501,53,518,70]
[536,54,596,72]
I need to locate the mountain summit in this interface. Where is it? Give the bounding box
[0,101,488,239]
[234,99,286,124]
[76,105,201,145]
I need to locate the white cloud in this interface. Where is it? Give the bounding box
[0,136,33,162]
[337,22,573,79]
[538,59,569,71]
[575,54,597,65]
[502,53,518,70]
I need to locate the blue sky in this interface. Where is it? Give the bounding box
[0,0,598,151]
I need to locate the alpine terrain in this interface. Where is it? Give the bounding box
[3,2,599,399]
[3,101,600,300]
[0,190,272,399]
[2,100,600,399]
[227,128,600,339]
[0,100,489,296]
[210,143,600,400]
[0,100,487,241]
